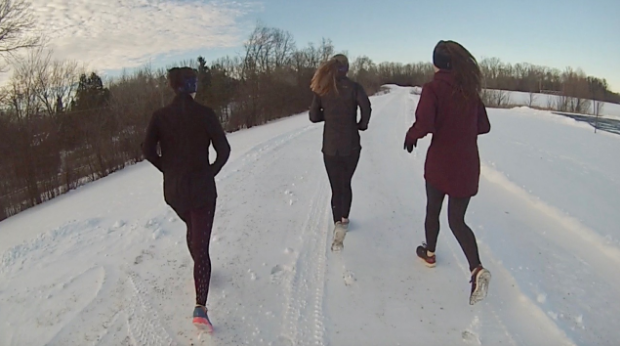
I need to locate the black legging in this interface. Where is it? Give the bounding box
[324,151,360,223]
[424,181,481,271]
[184,201,216,306]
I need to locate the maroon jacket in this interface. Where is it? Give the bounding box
[405,71,491,198]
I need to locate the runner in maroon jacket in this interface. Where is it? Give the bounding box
[142,67,230,332]
[404,40,491,305]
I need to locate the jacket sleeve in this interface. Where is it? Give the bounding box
[206,110,231,176]
[309,93,324,123]
[406,85,437,141]
[356,83,372,129]
[477,97,491,134]
[142,112,163,172]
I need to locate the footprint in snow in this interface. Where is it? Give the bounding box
[270,264,290,283]
[343,271,356,286]
[462,330,481,345]
[537,293,547,303]
[248,269,258,281]
[152,228,165,240]
[275,336,295,346]
[112,220,126,229]
[145,218,159,228]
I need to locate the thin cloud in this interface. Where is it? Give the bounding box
[29,0,261,71]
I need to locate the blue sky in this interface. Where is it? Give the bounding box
[24,0,620,92]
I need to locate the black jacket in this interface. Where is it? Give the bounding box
[309,77,371,156]
[142,93,231,216]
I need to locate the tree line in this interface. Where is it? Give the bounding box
[0,18,619,220]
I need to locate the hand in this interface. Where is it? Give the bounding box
[404,138,416,153]
[358,123,368,131]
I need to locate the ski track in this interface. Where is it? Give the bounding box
[1,85,619,345]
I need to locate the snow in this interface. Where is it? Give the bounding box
[487,89,620,120]
[1,85,619,345]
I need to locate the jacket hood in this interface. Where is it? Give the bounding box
[433,70,457,87]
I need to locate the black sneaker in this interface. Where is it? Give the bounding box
[416,243,436,268]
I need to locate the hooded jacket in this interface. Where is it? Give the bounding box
[406,70,491,197]
[142,93,231,216]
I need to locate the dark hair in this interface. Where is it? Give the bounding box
[167,67,198,93]
[433,40,482,98]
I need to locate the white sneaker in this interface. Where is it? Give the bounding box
[331,222,347,252]
[469,266,491,305]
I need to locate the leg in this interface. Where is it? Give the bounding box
[447,196,481,271]
[185,214,194,260]
[187,201,217,307]
[323,154,344,223]
[341,150,361,221]
[424,181,445,253]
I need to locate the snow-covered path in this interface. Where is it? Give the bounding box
[1,86,618,345]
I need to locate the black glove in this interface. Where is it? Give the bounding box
[358,123,368,131]
[404,138,416,153]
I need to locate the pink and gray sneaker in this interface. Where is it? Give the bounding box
[416,243,436,268]
[469,265,491,305]
[193,305,213,333]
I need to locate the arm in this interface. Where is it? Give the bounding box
[309,93,324,123]
[477,97,491,134]
[356,83,372,131]
[142,112,163,172]
[207,110,231,176]
[406,85,437,142]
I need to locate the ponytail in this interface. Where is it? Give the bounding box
[310,54,349,96]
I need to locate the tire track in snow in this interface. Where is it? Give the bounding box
[217,124,317,183]
[125,273,177,346]
[279,176,330,346]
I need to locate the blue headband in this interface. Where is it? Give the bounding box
[179,76,198,93]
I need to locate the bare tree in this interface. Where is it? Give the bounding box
[479,57,503,88]
[489,89,511,108]
[0,0,44,58]
[10,47,82,115]
[561,67,591,113]
[527,91,538,108]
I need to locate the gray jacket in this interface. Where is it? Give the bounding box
[309,77,372,156]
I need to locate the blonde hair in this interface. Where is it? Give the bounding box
[310,54,349,96]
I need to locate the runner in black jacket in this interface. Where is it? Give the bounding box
[309,54,372,251]
[142,67,230,333]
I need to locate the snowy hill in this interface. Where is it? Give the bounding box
[489,89,620,120]
[412,85,620,120]
[1,86,619,346]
